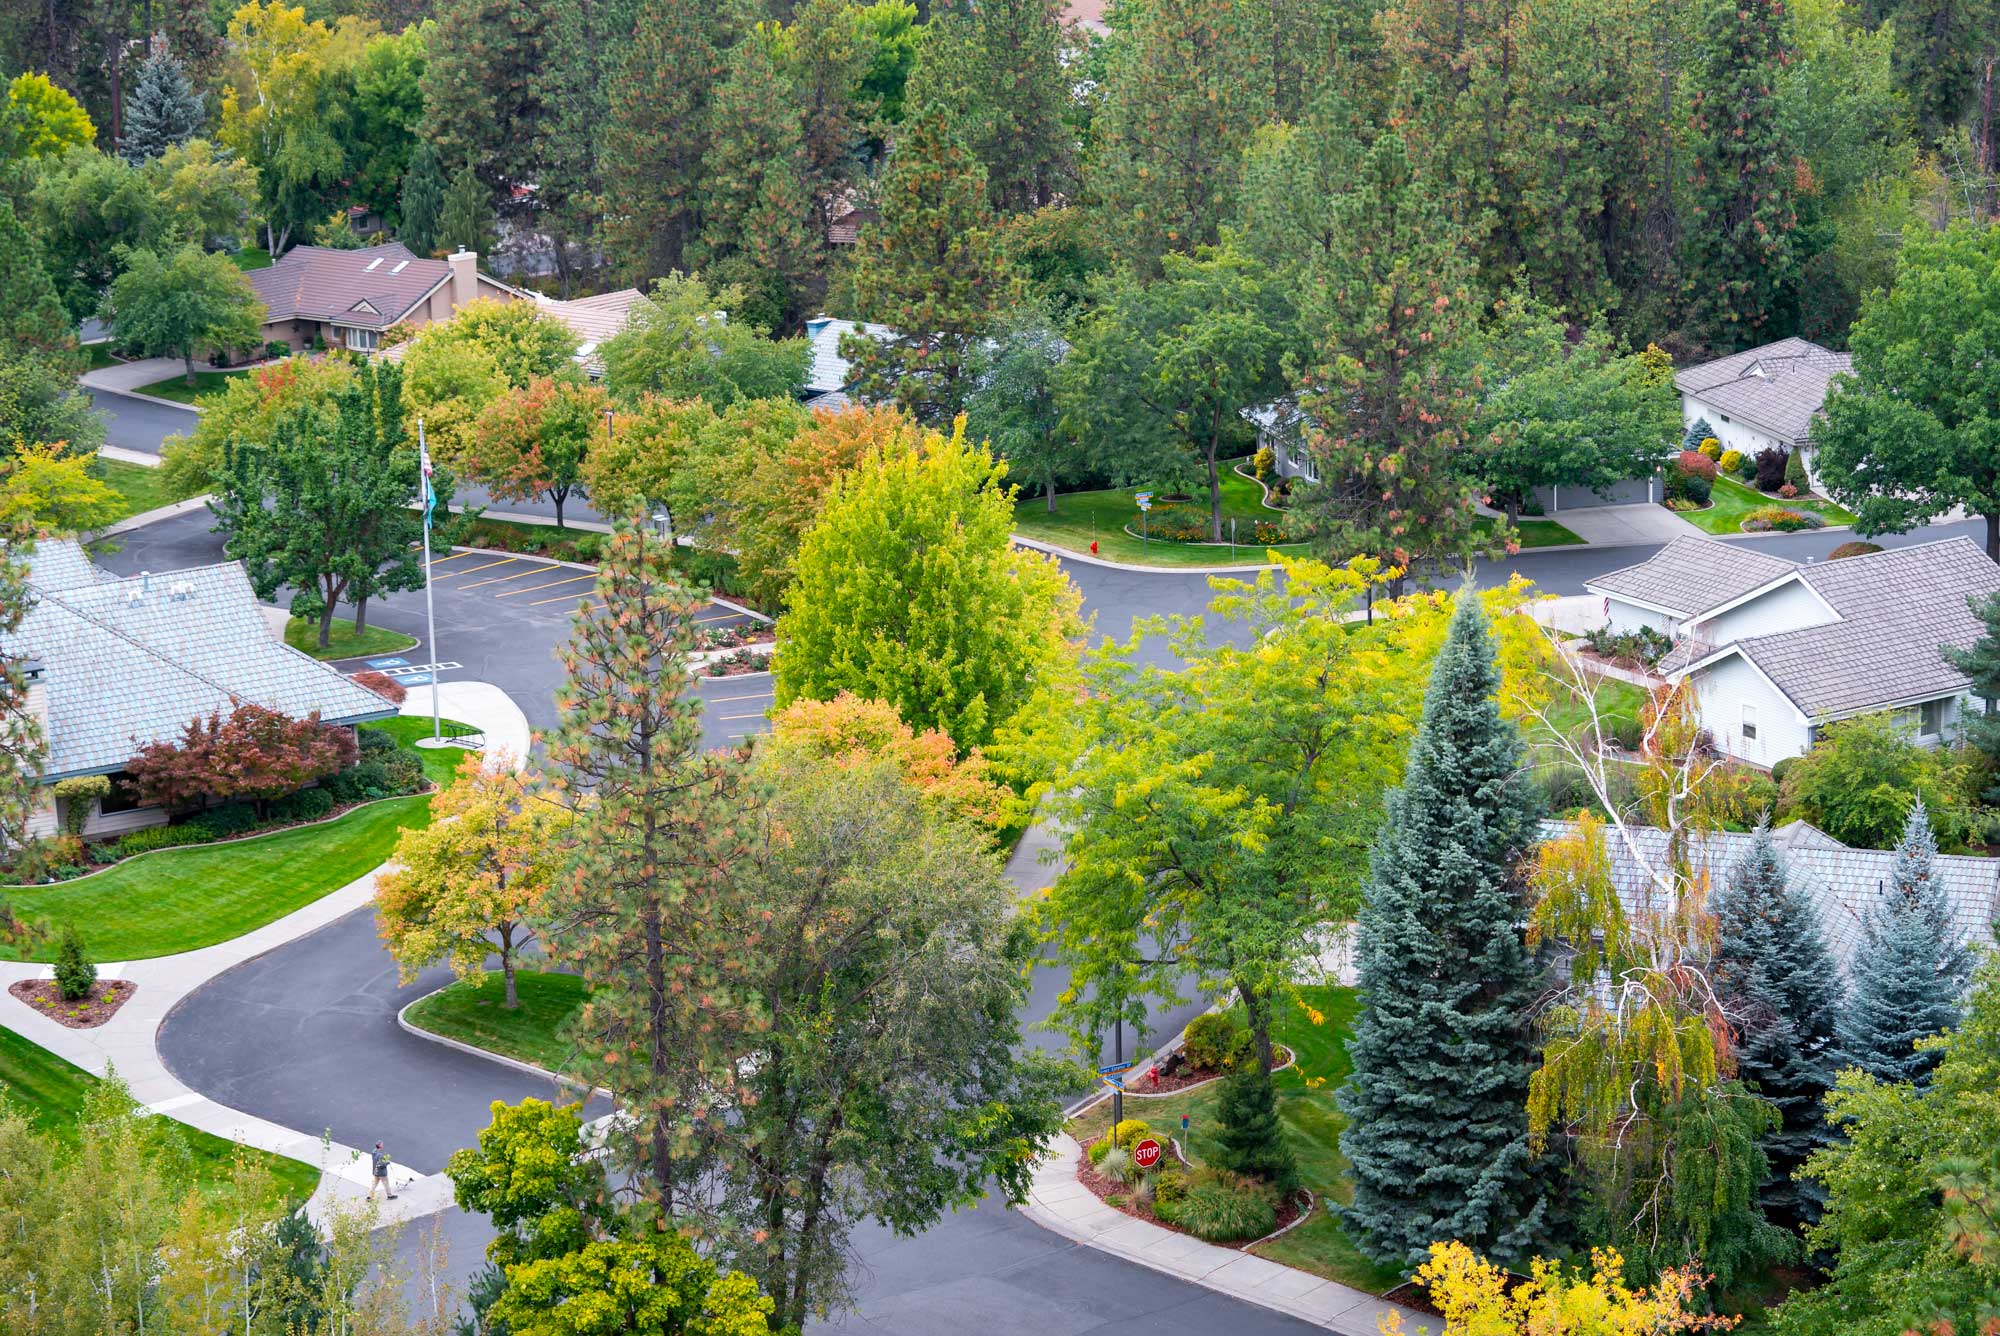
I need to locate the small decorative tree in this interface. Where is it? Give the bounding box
[54,926,95,1000]
[51,775,110,838]
[126,703,358,818]
[1207,1066,1298,1192]
[1680,417,1714,453]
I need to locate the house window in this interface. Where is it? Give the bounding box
[342,327,379,352]
[100,771,142,814]
[1921,699,1946,737]
[1741,705,1757,741]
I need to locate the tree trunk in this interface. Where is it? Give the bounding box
[318,602,336,649]
[1045,477,1057,515]
[552,491,566,530]
[1987,510,1999,562]
[499,922,519,1010]
[1505,495,1523,525]
[353,593,369,636]
[183,351,197,386]
[1205,440,1224,542]
[1238,978,1276,1074]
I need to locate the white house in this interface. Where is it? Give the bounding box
[1675,337,1851,491]
[2,540,398,839]
[1583,536,2000,767]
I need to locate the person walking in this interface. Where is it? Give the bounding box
[368,1141,396,1200]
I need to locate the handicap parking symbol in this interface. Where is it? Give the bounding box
[366,656,409,669]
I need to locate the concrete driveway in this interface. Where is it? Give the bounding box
[1547,501,1704,546]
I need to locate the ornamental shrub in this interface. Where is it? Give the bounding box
[1175,1169,1278,1242]
[326,760,392,802]
[380,748,426,793]
[1741,506,1824,533]
[1184,1013,1247,1072]
[1778,483,1799,499]
[1675,450,1718,481]
[1785,445,1810,491]
[1719,449,1744,475]
[197,802,262,837]
[51,776,111,838]
[1682,417,1715,452]
[1098,1147,1138,1185]
[1828,541,1883,560]
[54,927,95,1000]
[1680,472,1711,504]
[270,788,334,823]
[1755,448,1788,491]
[1698,438,1722,459]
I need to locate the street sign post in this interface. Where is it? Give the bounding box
[1132,1138,1163,1171]
[1135,493,1151,551]
[1097,1061,1133,1075]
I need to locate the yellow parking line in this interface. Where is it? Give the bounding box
[528,588,600,606]
[439,556,520,578]
[496,573,597,598]
[430,550,483,566]
[462,565,556,590]
[718,709,769,721]
[705,690,774,703]
[693,613,741,623]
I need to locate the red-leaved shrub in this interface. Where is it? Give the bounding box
[352,670,408,704]
[126,703,359,816]
[1674,450,1718,481]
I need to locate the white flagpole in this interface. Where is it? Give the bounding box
[418,418,441,743]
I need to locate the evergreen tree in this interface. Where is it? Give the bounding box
[1336,589,1549,1269]
[160,0,226,100]
[1945,591,2000,791]
[1209,1066,1298,1192]
[398,141,446,257]
[1839,796,1974,1087]
[694,34,820,334]
[0,202,77,366]
[782,0,872,241]
[844,99,1005,425]
[1090,0,1273,271]
[421,0,571,205]
[119,35,204,165]
[1683,0,1796,348]
[1711,824,1846,1225]
[906,0,1072,214]
[436,162,494,257]
[600,0,734,283]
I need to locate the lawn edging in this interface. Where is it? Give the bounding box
[1011,533,1285,575]
[396,982,609,1098]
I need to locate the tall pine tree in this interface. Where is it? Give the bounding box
[119,35,204,165]
[0,201,78,367]
[437,163,494,257]
[782,0,872,242]
[1683,0,1796,348]
[906,0,1072,214]
[1839,796,1974,1087]
[1711,824,1845,1225]
[1336,590,1549,1269]
[843,99,1006,425]
[1943,590,2000,792]
[694,34,820,333]
[600,0,735,283]
[399,142,446,257]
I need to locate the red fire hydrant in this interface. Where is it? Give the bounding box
[1090,540,1099,556]
[1149,1065,1160,1089]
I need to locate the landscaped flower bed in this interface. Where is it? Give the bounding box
[1741,505,1825,533]
[701,647,772,677]
[9,978,135,1029]
[1075,1128,1314,1247]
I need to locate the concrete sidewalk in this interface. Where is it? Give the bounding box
[1020,1135,1429,1335]
[1547,502,1704,546]
[0,681,534,1228]
[80,356,215,403]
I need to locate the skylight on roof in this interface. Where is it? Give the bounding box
[391,260,410,273]
[364,257,385,271]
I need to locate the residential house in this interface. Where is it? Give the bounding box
[246,244,527,356]
[1583,535,2000,766]
[803,315,894,411]
[4,540,398,839]
[1676,337,1852,491]
[1549,817,2000,968]
[823,194,879,246]
[531,288,645,379]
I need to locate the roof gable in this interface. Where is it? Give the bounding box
[1673,337,1853,445]
[246,244,456,328]
[1585,535,1799,619]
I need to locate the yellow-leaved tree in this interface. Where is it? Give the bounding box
[1378,1240,1735,1334]
[0,443,122,535]
[763,690,1011,830]
[376,753,573,1009]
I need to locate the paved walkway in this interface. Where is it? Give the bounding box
[1022,1136,1426,1334]
[1547,501,1704,546]
[80,356,215,401]
[398,680,533,767]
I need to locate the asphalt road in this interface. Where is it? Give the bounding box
[91,388,204,455]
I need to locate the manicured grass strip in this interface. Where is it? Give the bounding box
[1012,469,1314,568]
[0,1028,320,1204]
[1473,517,1586,549]
[132,368,251,407]
[284,615,418,661]
[1675,475,1858,537]
[84,343,123,371]
[231,246,273,271]
[1536,677,1651,744]
[404,969,589,1075]
[90,455,202,521]
[0,794,429,962]
[1066,985,1403,1295]
[363,716,482,788]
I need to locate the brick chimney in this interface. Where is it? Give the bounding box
[448,249,478,311]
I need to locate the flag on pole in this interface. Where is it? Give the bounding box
[419,432,436,530]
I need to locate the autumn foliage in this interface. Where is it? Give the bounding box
[124,702,357,815]
[1379,1240,1736,1334]
[763,691,1010,828]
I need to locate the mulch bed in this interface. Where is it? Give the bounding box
[10,978,137,1029]
[1074,1145,1311,1250]
[1125,1043,1295,1096]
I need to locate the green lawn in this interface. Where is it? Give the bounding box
[90,456,203,521]
[84,342,123,371]
[404,969,590,1075]
[231,245,274,271]
[1675,475,1858,536]
[1067,986,1404,1295]
[1012,469,1315,568]
[1472,516,1587,549]
[284,615,418,661]
[132,368,251,407]
[0,794,427,962]
[364,715,483,788]
[0,1028,320,1204]
[1537,677,1651,744]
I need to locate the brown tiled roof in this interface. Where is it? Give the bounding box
[1585,535,1799,618]
[1674,337,1853,446]
[247,244,452,330]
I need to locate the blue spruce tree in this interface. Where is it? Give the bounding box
[1336,589,1549,1269]
[1839,797,1972,1087]
[119,36,204,165]
[1711,824,1844,1225]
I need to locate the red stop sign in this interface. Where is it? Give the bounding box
[1132,1138,1163,1171]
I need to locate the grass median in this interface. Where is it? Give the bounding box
[132,369,251,408]
[283,616,418,661]
[90,456,203,521]
[403,969,589,1075]
[0,794,428,963]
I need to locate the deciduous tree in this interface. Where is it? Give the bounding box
[125,702,358,816]
[1378,1242,1729,1335]
[377,756,574,1010]
[763,690,1010,829]
[773,421,1082,752]
[0,72,96,161]
[965,302,1078,514]
[0,200,78,367]
[217,1,352,255]
[599,274,810,409]
[467,377,608,529]
[0,443,123,534]
[1338,590,1551,1269]
[159,354,355,493]
[103,243,265,385]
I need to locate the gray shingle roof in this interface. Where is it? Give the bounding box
[3,541,398,779]
[1542,818,2000,970]
[534,288,643,377]
[1585,535,1799,618]
[1718,537,2000,717]
[804,316,894,397]
[247,244,451,330]
[1674,337,1853,446]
